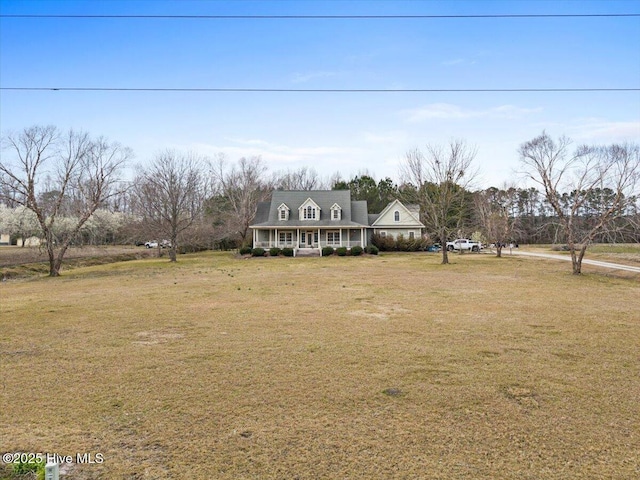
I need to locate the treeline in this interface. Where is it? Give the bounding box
[1,126,638,276]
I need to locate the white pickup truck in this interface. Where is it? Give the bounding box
[446,238,482,252]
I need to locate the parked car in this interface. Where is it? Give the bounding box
[426,243,441,252]
[446,238,482,252]
[145,241,158,248]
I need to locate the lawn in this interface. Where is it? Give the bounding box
[1,252,639,479]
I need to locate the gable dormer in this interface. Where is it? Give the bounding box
[298,198,321,221]
[330,203,342,221]
[277,203,290,221]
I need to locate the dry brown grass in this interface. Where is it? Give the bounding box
[1,252,639,479]
[0,246,157,279]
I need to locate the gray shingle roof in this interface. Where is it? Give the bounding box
[251,190,370,227]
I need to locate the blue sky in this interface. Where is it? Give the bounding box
[1,0,639,188]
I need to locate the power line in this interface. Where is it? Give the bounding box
[1,13,639,19]
[1,87,638,93]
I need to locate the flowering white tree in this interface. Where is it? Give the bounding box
[0,125,132,276]
[0,205,42,245]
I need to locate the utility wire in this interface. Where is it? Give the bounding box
[1,87,638,93]
[1,13,639,19]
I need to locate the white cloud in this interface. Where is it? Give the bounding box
[442,58,466,66]
[360,130,409,144]
[291,71,341,84]
[181,139,364,170]
[403,103,543,123]
[529,119,640,143]
[571,121,640,143]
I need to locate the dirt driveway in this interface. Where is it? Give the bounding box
[509,249,640,274]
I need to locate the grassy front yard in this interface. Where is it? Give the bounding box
[1,252,639,479]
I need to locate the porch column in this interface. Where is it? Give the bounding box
[362,228,365,247]
[297,229,300,248]
[275,228,278,248]
[317,228,321,248]
[339,228,343,247]
[347,229,350,248]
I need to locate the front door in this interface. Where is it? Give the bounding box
[307,231,313,247]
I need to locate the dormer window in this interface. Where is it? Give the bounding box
[304,206,316,219]
[394,211,400,222]
[330,203,342,221]
[278,203,290,221]
[298,198,321,221]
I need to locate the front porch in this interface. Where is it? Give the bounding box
[253,227,367,252]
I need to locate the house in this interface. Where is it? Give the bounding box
[250,190,424,255]
[368,199,423,241]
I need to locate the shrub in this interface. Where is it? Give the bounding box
[322,246,335,256]
[239,246,252,255]
[371,233,396,251]
[282,247,294,257]
[251,247,266,257]
[407,237,429,252]
[350,245,363,256]
[366,245,379,255]
[269,247,281,257]
[12,458,45,479]
[395,234,409,251]
[336,246,348,256]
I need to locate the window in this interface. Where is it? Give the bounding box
[327,231,340,245]
[299,198,321,221]
[394,211,400,222]
[279,232,293,244]
[304,206,316,220]
[330,203,342,220]
[380,231,387,238]
[278,203,289,221]
[409,231,415,239]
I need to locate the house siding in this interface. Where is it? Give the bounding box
[374,228,421,240]
[250,191,421,252]
[373,201,421,227]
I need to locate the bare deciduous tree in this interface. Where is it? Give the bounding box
[133,150,208,262]
[275,167,327,190]
[400,139,478,264]
[475,186,519,257]
[0,125,131,276]
[210,156,272,246]
[519,132,640,274]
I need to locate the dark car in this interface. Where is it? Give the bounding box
[427,243,441,252]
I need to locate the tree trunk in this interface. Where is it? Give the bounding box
[496,244,503,258]
[569,242,582,275]
[47,250,59,277]
[572,244,588,275]
[45,232,60,277]
[440,232,449,265]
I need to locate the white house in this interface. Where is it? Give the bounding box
[250,190,424,255]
